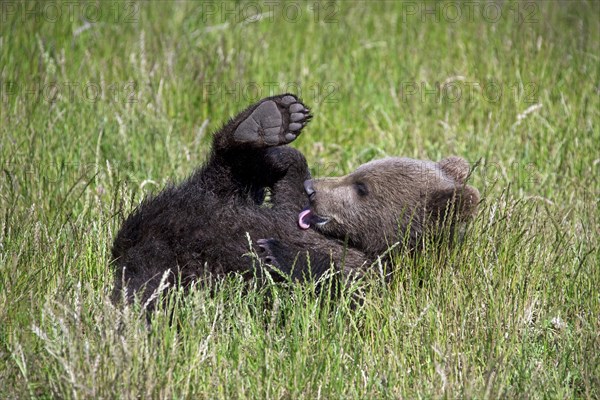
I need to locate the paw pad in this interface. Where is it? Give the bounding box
[233,94,311,147]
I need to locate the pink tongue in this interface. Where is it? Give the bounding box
[298,209,312,229]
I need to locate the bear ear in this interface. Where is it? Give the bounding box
[427,184,480,224]
[438,156,470,183]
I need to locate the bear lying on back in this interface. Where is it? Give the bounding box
[111,94,479,308]
[111,94,369,308]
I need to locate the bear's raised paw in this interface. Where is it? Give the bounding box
[234,94,312,147]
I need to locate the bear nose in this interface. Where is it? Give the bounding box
[304,180,316,201]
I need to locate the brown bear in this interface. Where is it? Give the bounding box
[111,93,479,309]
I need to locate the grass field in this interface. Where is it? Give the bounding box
[1,0,599,398]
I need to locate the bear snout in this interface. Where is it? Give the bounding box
[304,179,316,201]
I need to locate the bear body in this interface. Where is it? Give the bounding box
[111,94,368,307]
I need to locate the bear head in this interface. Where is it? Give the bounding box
[298,156,480,256]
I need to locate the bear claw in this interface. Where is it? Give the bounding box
[256,238,283,270]
[233,94,311,147]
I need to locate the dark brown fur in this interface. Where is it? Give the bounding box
[111,94,369,309]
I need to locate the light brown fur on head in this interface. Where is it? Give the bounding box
[305,156,480,256]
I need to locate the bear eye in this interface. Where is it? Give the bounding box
[354,182,369,197]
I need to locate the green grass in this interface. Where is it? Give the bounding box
[1,0,598,398]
